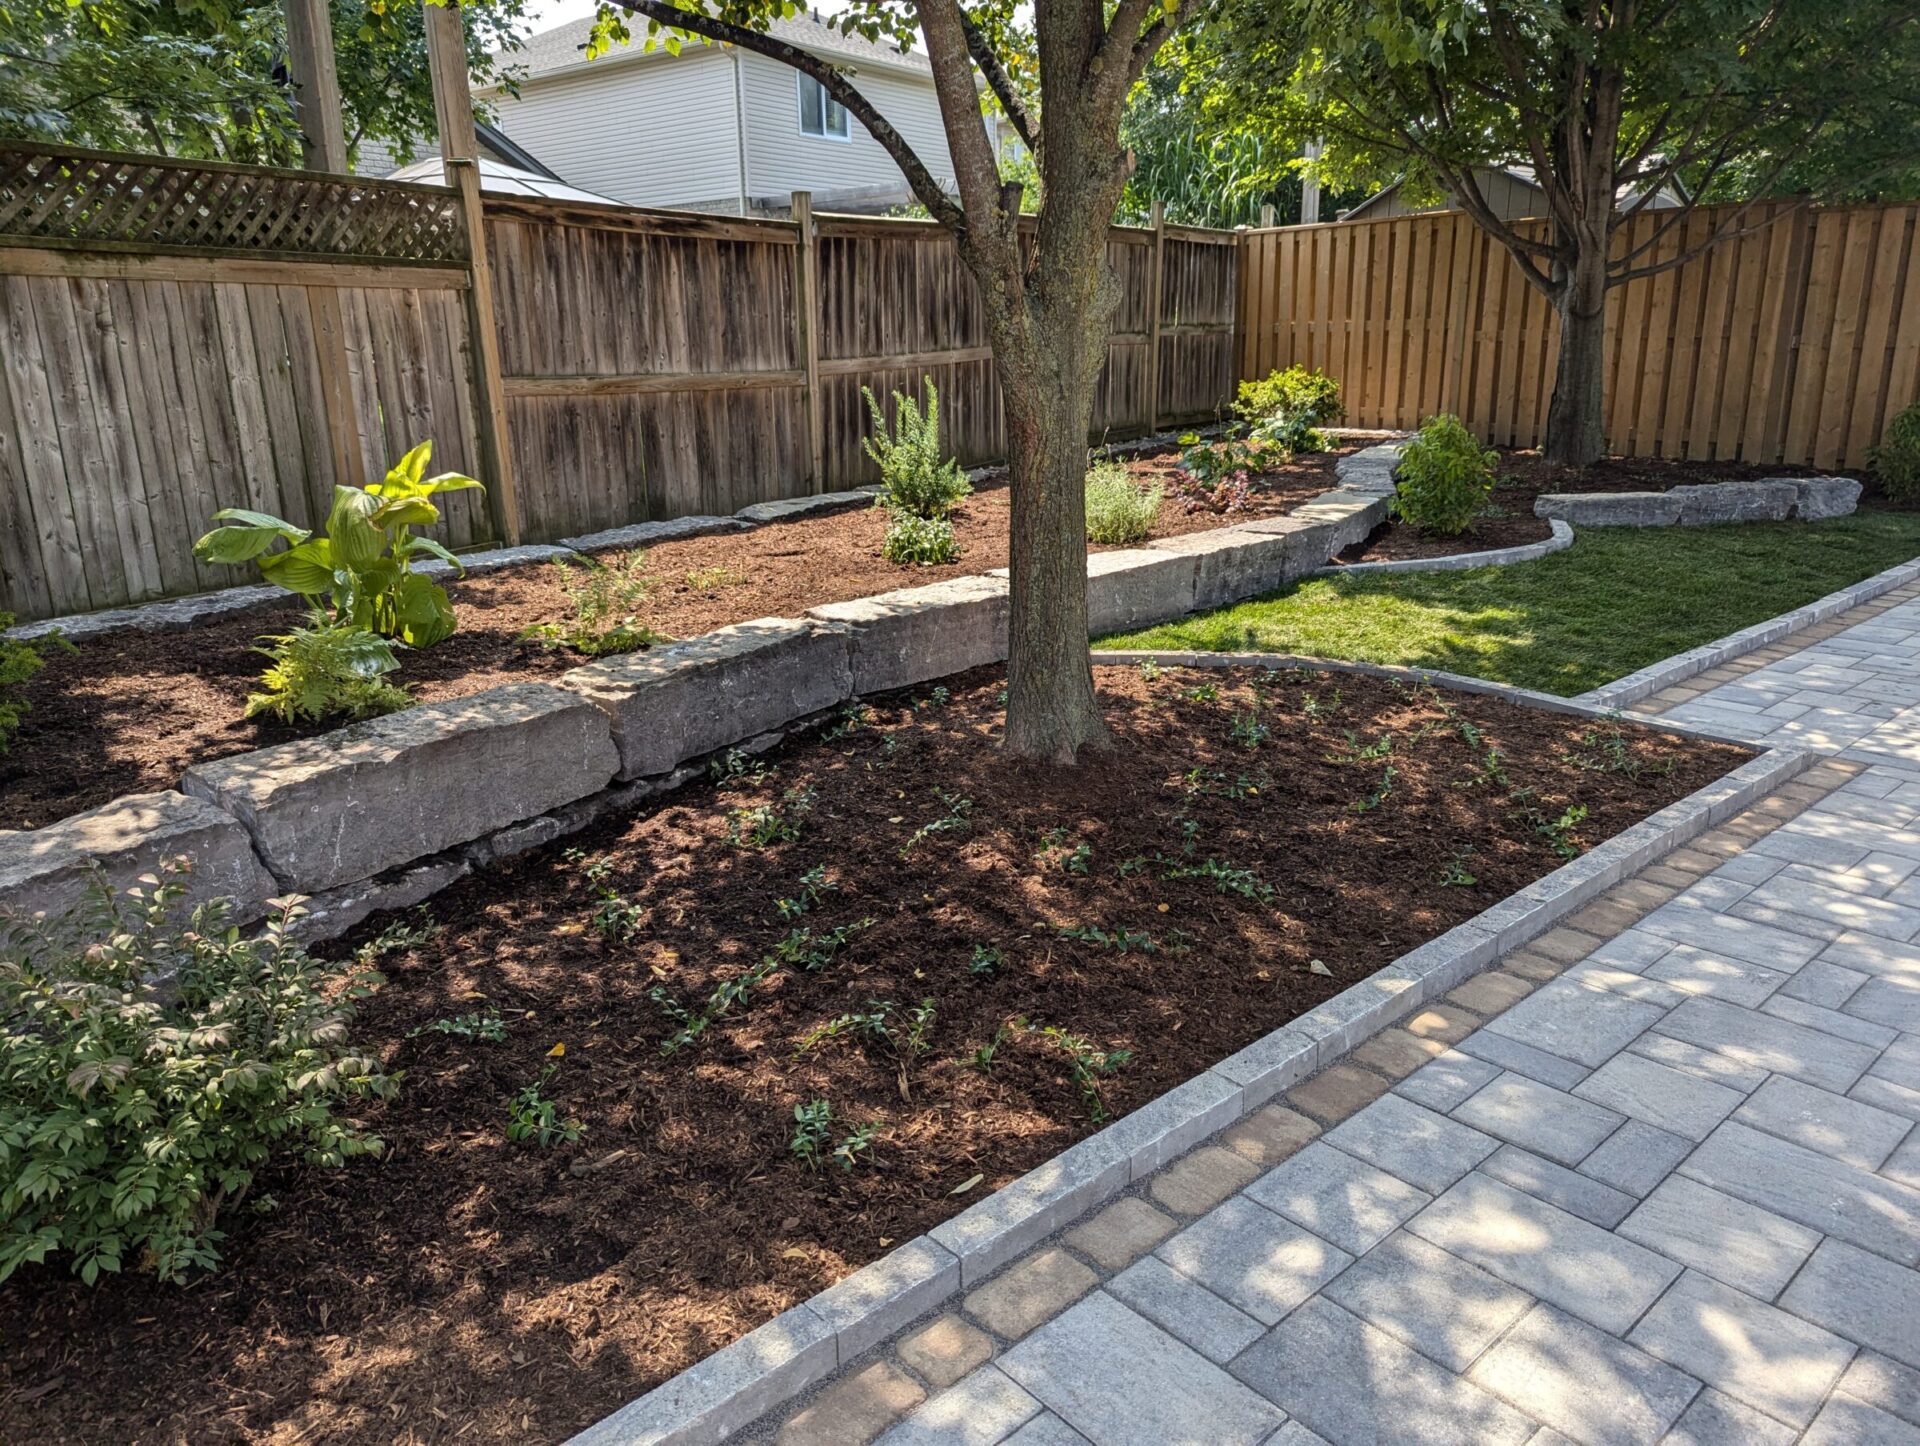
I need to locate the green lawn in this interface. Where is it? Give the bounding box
[1100,511,1920,696]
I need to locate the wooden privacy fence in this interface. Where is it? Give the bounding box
[0,138,1239,623]
[1239,200,1920,471]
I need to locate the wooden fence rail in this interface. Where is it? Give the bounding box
[0,139,1238,623]
[1238,201,1920,471]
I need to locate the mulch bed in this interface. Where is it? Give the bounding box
[0,663,1746,1444]
[1337,447,1848,564]
[0,448,1349,832]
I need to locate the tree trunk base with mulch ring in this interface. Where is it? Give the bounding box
[0,448,1352,833]
[0,662,1747,1445]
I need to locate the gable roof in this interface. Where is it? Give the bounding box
[1341,163,1684,222]
[506,10,933,83]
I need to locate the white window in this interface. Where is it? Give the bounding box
[797,74,851,141]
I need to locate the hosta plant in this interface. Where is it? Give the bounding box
[246,614,412,725]
[0,864,394,1285]
[193,440,483,648]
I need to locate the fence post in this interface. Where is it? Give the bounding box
[283,0,348,172]
[1258,203,1275,230]
[791,191,826,493]
[1147,199,1167,434]
[426,0,522,544]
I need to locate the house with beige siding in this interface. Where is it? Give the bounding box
[362,12,957,215]
[1339,164,1683,223]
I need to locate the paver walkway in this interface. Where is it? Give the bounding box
[751,583,1920,1446]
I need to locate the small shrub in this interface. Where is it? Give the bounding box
[521,553,658,657]
[1874,401,1920,502]
[863,379,970,520]
[1390,414,1497,536]
[245,614,412,725]
[1084,462,1163,543]
[0,616,71,756]
[194,439,482,648]
[883,513,960,565]
[0,866,393,1285]
[1236,365,1343,428]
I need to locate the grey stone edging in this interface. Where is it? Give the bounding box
[1315,517,1574,577]
[565,652,1808,1446]
[1577,554,1920,711]
[1534,476,1860,529]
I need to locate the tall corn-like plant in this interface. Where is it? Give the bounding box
[194,440,484,648]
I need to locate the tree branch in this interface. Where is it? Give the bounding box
[958,9,1039,162]
[608,0,965,233]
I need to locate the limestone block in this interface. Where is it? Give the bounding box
[808,575,1009,695]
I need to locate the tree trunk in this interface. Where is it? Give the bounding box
[999,306,1113,763]
[1543,243,1610,467]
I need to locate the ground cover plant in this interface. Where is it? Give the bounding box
[0,664,1742,1443]
[1083,460,1164,543]
[0,447,1345,832]
[1106,509,1920,694]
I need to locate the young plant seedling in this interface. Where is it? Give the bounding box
[506,1063,583,1148]
[902,788,974,855]
[1019,1019,1133,1123]
[729,786,816,847]
[409,1009,507,1043]
[774,865,837,921]
[789,1099,877,1172]
[968,944,1003,976]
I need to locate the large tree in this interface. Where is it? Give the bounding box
[1195,0,1920,465]
[571,0,1213,760]
[0,0,533,168]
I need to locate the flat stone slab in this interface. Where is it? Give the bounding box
[734,488,877,525]
[1319,1229,1533,1372]
[183,683,618,893]
[6,582,289,643]
[0,790,277,933]
[1156,520,1334,610]
[808,576,1009,696]
[1534,478,1833,529]
[1468,1302,1701,1446]
[559,618,852,780]
[559,514,749,554]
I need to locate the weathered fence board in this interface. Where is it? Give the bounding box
[0,141,1237,623]
[1238,200,1920,470]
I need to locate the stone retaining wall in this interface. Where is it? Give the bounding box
[0,445,1403,936]
[1534,476,1860,528]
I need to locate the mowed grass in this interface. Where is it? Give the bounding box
[1099,511,1920,696]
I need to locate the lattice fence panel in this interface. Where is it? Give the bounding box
[0,142,467,263]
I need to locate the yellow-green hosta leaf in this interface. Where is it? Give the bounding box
[368,495,439,532]
[256,538,336,596]
[326,487,386,571]
[377,439,433,497]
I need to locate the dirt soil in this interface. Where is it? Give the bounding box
[0,663,1746,1445]
[0,448,1348,832]
[1337,447,1846,563]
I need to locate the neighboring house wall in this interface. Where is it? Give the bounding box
[737,53,953,211]
[488,47,745,211]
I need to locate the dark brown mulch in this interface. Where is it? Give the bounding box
[1337,447,1852,563]
[0,449,1348,832]
[0,664,1746,1445]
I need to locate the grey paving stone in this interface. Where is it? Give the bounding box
[1854,1074,1920,1124]
[1268,1426,1331,1446]
[998,1293,1285,1446]
[1839,1353,1920,1429]
[1734,1074,1913,1170]
[1779,1237,1920,1371]
[1482,978,1671,1068]
[1479,1144,1637,1228]
[1761,991,1899,1048]
[1451,1072,1625,1166]
[1624,1033,1769,1093]
[876,1366,1042,1446]
[1616,1176,1821,1300]
[1559,961,1689,1009]
[1634,907,1826,969]
[1629,1270,1855,1429]
[1735,872,1920,943]
[1873,1033,1920,1092]
[1466,1302,1701,1446]
[1152,1195,1352,1325]
[1680,1121,1920,1264]
[1578,1120,1694,1198]
[1320,1230,1535,1373]
[1406,1172,1682,1334]
[1243,1140,1431,1255]
[1778,958,1870,1008]
[1395,1049,1504,1113]
[1887,1135,1920,1188]
[1800,1394,1920,1446]
[1230,1296,1536,1446]
[1653,997,1881,1092]
[1642,945,1789,1007]
[1001,1414,1091,1446]
[1104,1255,1265,1365]
[1323,1093,1499,1194]
[1818,930,1920,985]
[1849,974,1920,1033]
[1661,1389,1798,1445]
[1455,1028,1592,1091]
[1570,1051,1744,1142]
